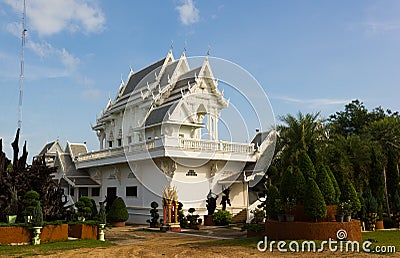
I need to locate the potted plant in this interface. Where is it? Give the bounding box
[341,200,352,222]
[31,201,43,245]
[336,202,345,222]
[212,209,232,226]
[285,198,296,222]
[75,196,93,222]
[276,199,286,222]
[98,202,106,241]
[107,197,129,226]
[186,208,201,229]
[5,186,18,224]
[146,201,161,228]
[22,190,40,223]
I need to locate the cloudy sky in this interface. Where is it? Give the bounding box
[0,0,399,159]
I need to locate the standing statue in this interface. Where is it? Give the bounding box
[206,190,218,215]
[220,186,231,210]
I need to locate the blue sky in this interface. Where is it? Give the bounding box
[0,0,399,159]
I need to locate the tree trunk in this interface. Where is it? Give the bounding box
[383,167,391,215]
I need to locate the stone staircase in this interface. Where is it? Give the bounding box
[232,208,247,223]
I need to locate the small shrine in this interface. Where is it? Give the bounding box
[161,185,181,232]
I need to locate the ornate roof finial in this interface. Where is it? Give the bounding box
[207,44,211,56]
[183,40,187,54]
[170,40,174,52]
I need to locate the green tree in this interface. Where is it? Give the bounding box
[278,112,323,167]
[326,166,341,204]
[293,166,306,201]
[280,166,295,200]
[303,178,327,222]
[298,150,316,180]
[316,165,336,205]
[265,185,281,220]
[340,179,361,214]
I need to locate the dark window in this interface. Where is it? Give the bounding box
[79,187,88,197]
[70,187,75,196]
[186,169,197,176]
[91,188,100,197]
[126,186,137,197]
[117,138,122,146]
[107,187,117,199]
[127,136,132,144]
[108,141,113,148]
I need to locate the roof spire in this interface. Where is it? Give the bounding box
[207,44,211,56]
[169,40,174,53]
[183,40,187,54]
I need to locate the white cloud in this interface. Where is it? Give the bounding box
[176,0,200,25]
[273,96,350,107]
[3,0,105,36]
[27,40,80,76]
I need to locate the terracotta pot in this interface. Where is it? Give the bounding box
[375,220,384,230]
[110,221,125,227]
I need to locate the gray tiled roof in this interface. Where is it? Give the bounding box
[68,144,87,159]
[145,103,176,126]
[59,154,89,177]
[38,141,55,156]
[69,177,100,186]
[121,58,165,97]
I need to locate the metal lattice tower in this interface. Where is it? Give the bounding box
[18,0,27,129]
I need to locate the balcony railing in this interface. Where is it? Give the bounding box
[77,137,255,162]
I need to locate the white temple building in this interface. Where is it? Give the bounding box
[36,50,275,224]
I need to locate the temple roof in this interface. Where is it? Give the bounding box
[145,103,175,126]
[120,58,166,97]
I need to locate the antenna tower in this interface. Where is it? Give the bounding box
[18,0,27,129]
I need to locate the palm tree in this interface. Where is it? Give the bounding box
[277,112,324,167]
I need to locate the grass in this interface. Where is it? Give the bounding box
[0,239,114,257]
[194,230,400,254]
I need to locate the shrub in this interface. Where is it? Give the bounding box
[177,202,187,228]
[298,150,316,180]
[304,178,327,222]
[146,201,160,228]
[107,197,129,222]
[326,166,341,204]
[90,199,98,220]
[250,208,265,223]
[363,189,378,213]
[75,196,93,221]
[280,166,295,200]
[6,186,18,215]
[340,179,361,214]
[213,210,232,225]
[383,216,395,228]
[293,166,306,201]
[265,184,282,219]
[316,165,336,205]
[32,201,43,227]
[22,190,40,217]
[98,202,107,225]
[186,208,200,229]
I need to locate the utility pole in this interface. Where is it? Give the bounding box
[18,0,27,130]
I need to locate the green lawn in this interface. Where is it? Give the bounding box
[195,230,400,254]
[0,239,114,257]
